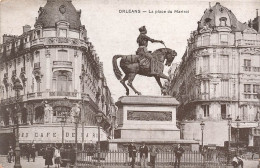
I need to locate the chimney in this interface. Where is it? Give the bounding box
[257,9,259,17]
[23,25,31,33]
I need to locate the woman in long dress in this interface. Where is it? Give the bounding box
[44,146,54,168]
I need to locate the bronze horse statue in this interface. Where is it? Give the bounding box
[112,48,177,95]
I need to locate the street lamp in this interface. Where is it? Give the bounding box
[200,121,205,147]
[95,112,103,166]
[235,116,241,155]
[60,113,66,148]
[180,122,185,139]
[13,78,23,168]
[73,114,79,168]
[227,115,232,165]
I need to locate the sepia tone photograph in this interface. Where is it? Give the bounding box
[0,0,260,167]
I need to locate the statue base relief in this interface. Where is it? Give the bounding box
[109,95,199,151]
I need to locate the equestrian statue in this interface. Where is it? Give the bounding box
[112,26,177,95]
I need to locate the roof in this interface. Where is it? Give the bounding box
[116,96,179,106]
[35,0,81,30]
[199,2,249,32]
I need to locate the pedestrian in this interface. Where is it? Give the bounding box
[54,146,61,168]
[7,146,13,163]
[44,145,54,168]
[139,142,148,168]
[25,144,31,162]
[150,145,158,168]
[30,144,36,162]
[173,144,184,168]
[128,141,137,168]
[232,155,243,168]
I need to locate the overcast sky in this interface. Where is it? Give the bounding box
[0,0,259,101]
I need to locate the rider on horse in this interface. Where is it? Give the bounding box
[136,26,164,75]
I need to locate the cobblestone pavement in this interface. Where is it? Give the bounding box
[0,156,58,168]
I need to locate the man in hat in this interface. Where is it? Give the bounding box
[128,140,137,168]
[136,26,164,74]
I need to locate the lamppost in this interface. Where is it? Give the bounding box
[200,121,205,147]
[13,78,23,168]
[60,113,66,148]
[73,114,79,168]
[180,122,185,139]
[95,112,103,166]
[235,116,241,155]
[227,115,232,165]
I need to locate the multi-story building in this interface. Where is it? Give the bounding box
[166,2,260,147]
[0,0,116,154]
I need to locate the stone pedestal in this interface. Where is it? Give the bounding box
[109,96,199,151]
[115,95,180,140]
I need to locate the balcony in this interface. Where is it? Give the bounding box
[49,91,77,97]
[0,96,23,105]
[243,66,260,72]
[53,61,72,67]
[30,37,88,49]
[26,92,42,99]
[236,39,260,46]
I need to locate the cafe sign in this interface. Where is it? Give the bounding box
[19,125,107,143]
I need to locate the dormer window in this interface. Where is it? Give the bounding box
[204,18,212,27]
[205,18,211,23]
[219,17,227,26]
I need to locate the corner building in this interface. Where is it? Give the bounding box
[0,0,116,154]
[166,2,260,147]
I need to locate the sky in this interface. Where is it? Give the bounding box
[0,0,259,101]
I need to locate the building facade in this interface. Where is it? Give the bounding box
[165,2,260,147]
[0,0,116,154]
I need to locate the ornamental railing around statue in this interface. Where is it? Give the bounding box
[77,150,225,167]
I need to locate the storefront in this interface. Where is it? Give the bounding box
[0,124,108,154]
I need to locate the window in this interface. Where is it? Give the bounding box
[202,105,209,117]
[52,71,72,92]
[37,81,40,92]
[244,84,251,93]
[221,80,229,97]
[43,30,56,37]
[202,56,209,72]
[244,59,251,71]
[36,30,41,38]
[219,17,227,26]
[220,55,229,73]
[57,50,68,61]
[253,85,260,93]
[35,51,40,62]
[220,34,228,45]
[221,104,226,119]
[59,29,67,37]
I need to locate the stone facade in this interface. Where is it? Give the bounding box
[0,0,116,154]
[165,2,260,147]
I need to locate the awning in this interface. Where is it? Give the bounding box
[0,127,13,134]
[231,122,258,128]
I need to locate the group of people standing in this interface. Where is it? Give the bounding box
[128,142,185,168]
[43,145,61,168]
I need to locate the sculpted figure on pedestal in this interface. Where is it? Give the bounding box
[112,26,177,95]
